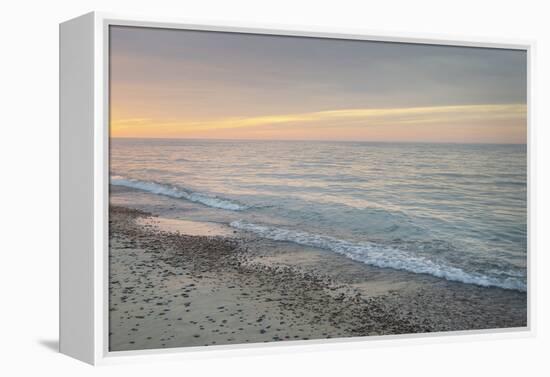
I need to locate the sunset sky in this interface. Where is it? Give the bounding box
[110,26,527,143]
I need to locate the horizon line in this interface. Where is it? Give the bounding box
[110,136,527,145]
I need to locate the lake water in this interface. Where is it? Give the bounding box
[110,139,527,291]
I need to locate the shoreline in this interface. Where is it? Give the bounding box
[109,204,527,351]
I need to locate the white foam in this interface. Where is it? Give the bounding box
[230,220,527,292]
[111,176,247,211]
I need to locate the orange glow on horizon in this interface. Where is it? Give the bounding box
[110,103,527,144]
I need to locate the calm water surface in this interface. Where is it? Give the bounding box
[111,139,527,291]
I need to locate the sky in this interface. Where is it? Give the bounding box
[110,26,527,143]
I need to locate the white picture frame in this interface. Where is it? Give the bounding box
[59,11,535,365]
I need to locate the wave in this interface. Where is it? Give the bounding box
[229,220,526,292]
[111,176,248,211]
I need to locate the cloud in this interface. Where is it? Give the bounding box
[111,103,526,136]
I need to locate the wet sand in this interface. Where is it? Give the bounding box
[109,205,527,351]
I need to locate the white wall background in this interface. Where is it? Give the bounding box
[1,0,548,375]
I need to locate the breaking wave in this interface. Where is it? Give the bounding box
[111,176,248,211]
[229,220,527,292]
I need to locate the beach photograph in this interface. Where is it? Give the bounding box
[108,26,527,352]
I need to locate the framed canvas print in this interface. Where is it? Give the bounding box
[59,12,533,365]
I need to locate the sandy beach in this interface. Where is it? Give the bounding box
[109,204,527,351]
